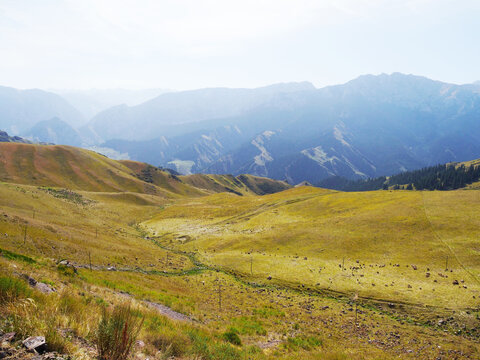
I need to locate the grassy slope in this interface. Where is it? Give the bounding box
[0,143,167,194]
[0,143,289,197]
[120,160,208,197]
[180,173,291,195]
[0,182,192,272]
[2,145,480,358]
[145,186,480,309]
[1,182,479,359]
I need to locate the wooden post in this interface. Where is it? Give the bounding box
[23,226,27,245]
[353,293,358,330]
[89,252,92,271]
[33,210,35,219]
[445,256,448,271]
[250,256,253,275]
[218,278,222,312]
[342,257,345,270]
[355,301,358,326]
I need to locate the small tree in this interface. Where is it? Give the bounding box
[96,303,144,360]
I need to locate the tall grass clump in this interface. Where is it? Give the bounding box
[96,303,144,360]
[0,276,32,304]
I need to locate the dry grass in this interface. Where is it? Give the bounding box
[1,170,480,359]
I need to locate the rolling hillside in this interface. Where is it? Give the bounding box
[0,142,289,196]
[0,142,166,194]
[1,146,480,359]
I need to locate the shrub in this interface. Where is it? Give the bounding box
[57,264,77,277]
[150,329,190,357]
[0,276,32,304]
[96,303,144,360]
[223,328,242,346]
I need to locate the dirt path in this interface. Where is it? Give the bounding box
[144,300,194,322]
[113,290,194,322]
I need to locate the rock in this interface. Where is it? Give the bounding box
[42,352,66,359]
[35,282,55,294]
[452,280,459,285]
[22,336,46,352]
[0,349,14,359]
[411,265,417,270]
[425,272,430,278]
[107,266,116,271]
[0,332,15,342]
[58,260,69,266]
[267,276,272,280]
[136,340,145,348]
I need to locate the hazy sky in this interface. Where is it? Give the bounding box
[1,0,479,90]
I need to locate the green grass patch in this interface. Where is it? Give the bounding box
[231,316,266,336]
[284,336,323,351]
[0,248,36,264]
[0,276,32,304]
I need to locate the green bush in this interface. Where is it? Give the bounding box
[57,264,77,277]
[0,276,32,304]
[223,328,242,346]
[96,303,144,360]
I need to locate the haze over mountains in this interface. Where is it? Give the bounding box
[2,73,480,184]
[52,88,171,120]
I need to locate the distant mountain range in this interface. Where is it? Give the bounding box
[51,88,170,120]
[2,74,480,184]
[0,86,85,135]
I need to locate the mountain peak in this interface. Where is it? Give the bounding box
[256,81,316,93]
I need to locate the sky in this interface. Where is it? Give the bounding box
[0,0,479,90]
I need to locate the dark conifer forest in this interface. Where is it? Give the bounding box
[317,163,480,191]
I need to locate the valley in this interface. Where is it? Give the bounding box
[2,2,480,359]
[1,143,480,359]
